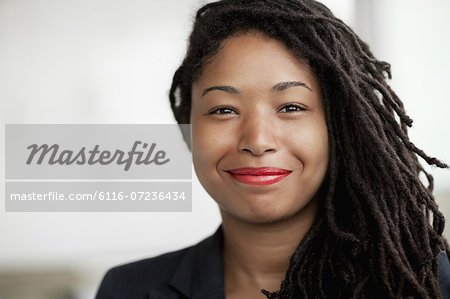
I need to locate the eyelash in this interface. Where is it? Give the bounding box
[208,104,306,115]
[209,107,237,115]
[279,103,307,113]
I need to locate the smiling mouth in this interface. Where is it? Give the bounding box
[225,167,292,186]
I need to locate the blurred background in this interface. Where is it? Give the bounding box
[0,0,449,298]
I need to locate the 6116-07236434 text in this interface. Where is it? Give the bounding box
[25,141,170,171]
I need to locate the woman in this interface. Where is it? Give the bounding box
[96,0,450,298]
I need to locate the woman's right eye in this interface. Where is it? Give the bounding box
[208,107,237,115]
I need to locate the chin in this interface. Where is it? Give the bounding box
[248,216,289,225]
[224,206,295,225]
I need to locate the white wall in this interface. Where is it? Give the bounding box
[0,1,223,297]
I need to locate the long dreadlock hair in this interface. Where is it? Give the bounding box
[168,0,450,298]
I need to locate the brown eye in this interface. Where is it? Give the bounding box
[279,104,306,113]
[209,107,237,114]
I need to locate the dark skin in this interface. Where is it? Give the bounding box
[190,32,329,298]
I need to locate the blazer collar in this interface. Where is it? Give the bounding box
[168,225,225,298]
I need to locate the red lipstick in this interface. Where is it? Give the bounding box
[225,167,292,186]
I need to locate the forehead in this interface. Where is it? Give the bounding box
[193,32,319,94]
[208,32,309,69]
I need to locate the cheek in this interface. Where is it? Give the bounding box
[307,124,328,160]
[309,122,329,180]
[191,118,229,172]
[288,118,329,171]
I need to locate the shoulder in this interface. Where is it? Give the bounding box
[94,227,223,299]
[439,251,450,299]
[95,246,190,299]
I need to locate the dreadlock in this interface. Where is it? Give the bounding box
[168,0,450,298]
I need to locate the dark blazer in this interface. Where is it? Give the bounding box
[95,226,450,299]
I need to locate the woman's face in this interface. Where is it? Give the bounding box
[191,32,329,224]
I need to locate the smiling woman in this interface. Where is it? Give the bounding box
[190,33,330,297]
[191,32,328,228]
[95,0,450,298]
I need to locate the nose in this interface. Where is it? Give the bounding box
[238,110,277,156]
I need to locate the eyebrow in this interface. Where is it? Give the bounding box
[201,80,312,97]
[201,86,239,97]
[272,81,312,92]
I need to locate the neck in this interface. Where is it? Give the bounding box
[221,198,318,295]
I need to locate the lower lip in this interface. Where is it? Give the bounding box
[227,173,291,186]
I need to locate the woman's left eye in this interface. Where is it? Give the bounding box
[278,104,306,113]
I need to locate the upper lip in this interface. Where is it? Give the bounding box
[225,167,292,175]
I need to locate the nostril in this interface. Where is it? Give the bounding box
[240,147,276,156]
